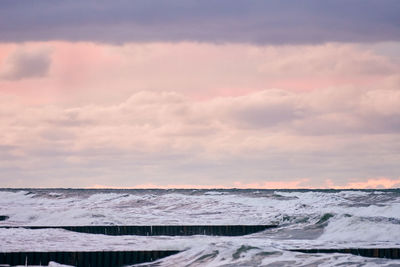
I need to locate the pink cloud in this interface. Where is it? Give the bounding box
[89,179,314,189]
[1,87,399,158]
[89,178,400,189]
[326,178,400,189]
[233,179,310,189]
[89,184,232,189]
[0,41,398,106]
[1,41,399,187]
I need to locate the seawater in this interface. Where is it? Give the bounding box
[0,189,399,266]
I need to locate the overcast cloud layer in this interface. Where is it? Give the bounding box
[1,0,400,44]
[1,87,400,188]
[0,1,399,188]
[0,41,399,188]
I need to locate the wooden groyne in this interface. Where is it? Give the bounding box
[0,248,399,266]
[291,248,400,259]
[0,225,277,236]
[0,250,180,267]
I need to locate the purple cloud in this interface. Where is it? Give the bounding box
[0,0,399,44]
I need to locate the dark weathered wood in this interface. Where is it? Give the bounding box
[0,251,180,267]
[2,248,399,266]
[290,248,400,259]
[0,224,277,236]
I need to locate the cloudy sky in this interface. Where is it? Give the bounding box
[0,0,399,188]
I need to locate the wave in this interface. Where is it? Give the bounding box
[0,189,399,266]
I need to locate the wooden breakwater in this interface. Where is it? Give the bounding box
[291,248,400,259]
[0,250,180,267]
[0,225,277,236]
[0,248,399,266]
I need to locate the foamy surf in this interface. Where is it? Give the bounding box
[0,189,399,266]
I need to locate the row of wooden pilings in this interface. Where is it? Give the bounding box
[0,225,276,266]
[0,225,277,236]
[0,250,180,267]
[0,225,399,266]
[291,248,400,259]
[0,248,399,266]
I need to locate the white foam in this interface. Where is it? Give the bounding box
[318,216,400,242]
[1,189,400,266]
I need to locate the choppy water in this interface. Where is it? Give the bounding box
[0,189,400,266]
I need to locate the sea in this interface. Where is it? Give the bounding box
[0,189,400,266]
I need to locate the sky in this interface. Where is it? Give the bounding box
[0,1,399,189]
